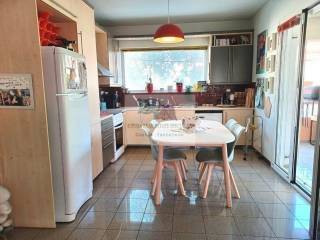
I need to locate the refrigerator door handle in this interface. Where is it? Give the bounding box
[56,92,88,97]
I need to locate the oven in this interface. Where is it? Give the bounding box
[112,112,124,162]
[195,110,223,123]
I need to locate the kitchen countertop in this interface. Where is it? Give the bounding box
[100,105,253,120]
[121,106,254,111]
[100,112,113,121]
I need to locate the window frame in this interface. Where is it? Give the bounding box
[121,46,209,92]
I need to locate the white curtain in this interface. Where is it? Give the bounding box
[276,25,301,173]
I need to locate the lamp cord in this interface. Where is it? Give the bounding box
[167,0,170,23]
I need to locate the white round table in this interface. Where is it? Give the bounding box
[151,119,236,207]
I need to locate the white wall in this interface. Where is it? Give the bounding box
[106,20,253,37]
[252,0,318,162]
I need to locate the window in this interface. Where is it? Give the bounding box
[123,49,208,91]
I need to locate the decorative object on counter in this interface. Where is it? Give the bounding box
[114,91,121,108]
[255,78,266,109]
[176,81,183,93]
[256,30,267,74]
[182,116,199,133]
[146,77,153,94]
[229,93,235,105]
[185,85,192,93]
[153,0,184,43]
[0,186,13,233]
[0,74,34,109]
[264,96,272,118]
[245,88,255,108]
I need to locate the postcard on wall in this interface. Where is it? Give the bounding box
[256,30,267,74]
[0,74,34,109]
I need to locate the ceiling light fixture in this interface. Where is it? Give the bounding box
[153,0,184,44]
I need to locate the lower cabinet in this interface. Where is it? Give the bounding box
[101,117,115,167]
[223,109,254,145]
[124,110,153,145]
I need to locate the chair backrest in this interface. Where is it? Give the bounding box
[141,125,158,161]
[227,123,246,161]
[244,117,252,133]
[225,118,237,130]
[150,119,159,128]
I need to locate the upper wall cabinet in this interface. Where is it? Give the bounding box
[210,32,253,84]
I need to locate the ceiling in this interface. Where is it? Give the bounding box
[86,0,269,27]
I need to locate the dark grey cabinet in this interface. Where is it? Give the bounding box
[210,47,230,84]
[210,45,253,84]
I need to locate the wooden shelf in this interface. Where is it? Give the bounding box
[213,32,253,47]
[37,0,78,52]
[212,44,253,48]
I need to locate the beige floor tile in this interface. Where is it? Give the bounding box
[108,212,143,231]
[137,231,172,240]
[102,230,138,240]
[78,211,114,229]
[67,228,105,240]
[34,227,73,240]
[140,213,173,232]
[173,215,205,234]
[204,216,240,235]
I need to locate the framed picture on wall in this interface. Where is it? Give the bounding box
[256,30,267,74]
[0,74,34,109]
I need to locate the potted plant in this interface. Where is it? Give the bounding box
[176,80,183,93]
[146,77,153,94]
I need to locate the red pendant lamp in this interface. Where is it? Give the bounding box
[153,0,184,43]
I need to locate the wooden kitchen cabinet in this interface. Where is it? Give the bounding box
[74,1,103,178]
[125,110,153,145]
[223,109,254,145]
[175,110,195,119]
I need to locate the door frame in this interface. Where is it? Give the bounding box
[300,1,320,237]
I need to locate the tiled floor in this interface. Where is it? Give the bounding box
[2,147,311,240]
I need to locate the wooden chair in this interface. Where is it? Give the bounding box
[196,123,245,198]
[141,125,187,196]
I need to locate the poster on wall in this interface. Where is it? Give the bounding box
[0,74,34,109]
[255,78,265,109]
[256,30,267,74]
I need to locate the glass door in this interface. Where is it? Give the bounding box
[295,6,320,194]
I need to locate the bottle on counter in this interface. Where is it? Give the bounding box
[114,91,121,108]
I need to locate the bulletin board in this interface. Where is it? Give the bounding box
[0,74,34,109]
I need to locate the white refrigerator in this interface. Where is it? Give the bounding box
[41,47,93,222]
